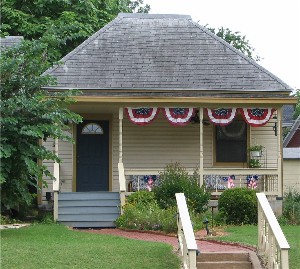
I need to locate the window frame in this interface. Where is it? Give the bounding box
[213,118,249,167]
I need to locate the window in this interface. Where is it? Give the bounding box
[215,120,247,163]
[81,123,103,134]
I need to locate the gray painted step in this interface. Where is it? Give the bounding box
[59,192,120,200]
[59,206,120,214]
[59,213,120,222]
[58,192,120,228]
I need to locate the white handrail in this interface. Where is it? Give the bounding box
[53,138,60,221]
[175,193,198,269]
[118,163,126,212]
[256,193,290,269]
[53,162,60,191]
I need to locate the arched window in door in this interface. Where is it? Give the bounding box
[81,123,103,134]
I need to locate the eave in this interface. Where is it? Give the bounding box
[72,95,297,106]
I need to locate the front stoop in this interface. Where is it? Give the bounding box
[58,192,120,228]
[196,252,262,269]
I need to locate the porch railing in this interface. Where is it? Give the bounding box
[257,193,290,269]
[123,168,279,196]
[175,193,198,269]
[203,169,279,196]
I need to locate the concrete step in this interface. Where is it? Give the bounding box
[197,252,249,262]
[197,252,252,269]
[197,261,252,269]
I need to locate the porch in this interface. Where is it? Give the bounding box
[43,105,283,226]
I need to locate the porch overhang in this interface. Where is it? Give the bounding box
[69,95,297,106]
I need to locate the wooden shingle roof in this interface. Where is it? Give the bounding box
[0,36,23,50]
[44,13,293,95]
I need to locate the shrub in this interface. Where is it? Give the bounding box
[153,163,210,214]
[116,195,178,233]
[282,190,300,225]
[218,188,257,225]
[126,190,156,206]
[116,189,204,234]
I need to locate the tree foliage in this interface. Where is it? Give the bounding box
[1,0,150,62]
[0,40,82,210]
[207,26,261,61]
[293,89,300,119]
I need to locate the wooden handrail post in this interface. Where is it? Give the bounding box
[176,193,198,269]
[53,138,59,221]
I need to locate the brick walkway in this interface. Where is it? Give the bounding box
[82,228,255,253]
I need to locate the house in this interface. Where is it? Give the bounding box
[283,115,300,193]
[41,13,296,227]
[0,36,24,49]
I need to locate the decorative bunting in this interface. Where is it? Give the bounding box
[240,108,275,127]
[125,107,159,125]
[205,108,237,126]
[125,107,276,127]
[163,107,195,126]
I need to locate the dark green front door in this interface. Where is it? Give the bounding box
[76,120,109,192]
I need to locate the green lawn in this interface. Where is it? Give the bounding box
[1,224,180,269]
[212,225,300,269]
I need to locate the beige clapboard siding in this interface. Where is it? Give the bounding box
[250,119,278,168]
[112,112,120,191]
[203,125,213,167]
[283,160,300,193]
[122,113,200,169]
[41,130,73,203]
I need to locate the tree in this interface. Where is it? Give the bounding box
[1,0,150,62]
[207,26,261,61]
[0,40,82,211]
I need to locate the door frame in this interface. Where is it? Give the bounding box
[72,113,112,192]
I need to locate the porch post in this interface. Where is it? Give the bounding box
[53,138,59,221]
[277,107,283,197]
[118,107,126,210]
[199,107,204,187]
[119,107,123,163]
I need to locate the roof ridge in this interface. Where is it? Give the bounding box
[118,13,191,19]
[43,15,123,76]
[190,20,293,91]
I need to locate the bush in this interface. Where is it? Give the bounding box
[116,189,204,234]
[282,190,300,225]
[126,190,156,206]
[218,188,257,225]
[116,192,178,233]
[153,163,210,214]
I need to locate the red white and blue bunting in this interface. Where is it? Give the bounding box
[205,108,237,126]
[240,108,275,127]
[125,107,276,127]
[163,107,195,126]
[125,107,159,125]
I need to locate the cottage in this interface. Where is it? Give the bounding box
[41,13,296,227]
[283,115,300,192]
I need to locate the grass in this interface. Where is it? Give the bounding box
[1,224,180,269]
[211,225,300,269]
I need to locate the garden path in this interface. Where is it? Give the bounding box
[82,228,255,253]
